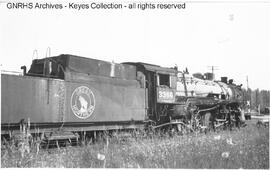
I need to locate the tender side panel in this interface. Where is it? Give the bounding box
[1,74,63,124]
[64,76,146,123]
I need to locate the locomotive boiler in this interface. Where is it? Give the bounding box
[1,54,245,141]
[172,71,244,131]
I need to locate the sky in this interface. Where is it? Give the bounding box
[0,0,270,90]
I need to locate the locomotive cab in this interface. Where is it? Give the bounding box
[123,62,178,124]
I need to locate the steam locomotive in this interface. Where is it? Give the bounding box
[1,54,244,140]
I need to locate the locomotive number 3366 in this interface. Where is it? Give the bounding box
[158,90,173,100]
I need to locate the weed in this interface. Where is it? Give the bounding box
[1,121,269,168]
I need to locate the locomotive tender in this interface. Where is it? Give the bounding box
[1,54,244,140]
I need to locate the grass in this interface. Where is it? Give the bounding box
[1,120,269,168]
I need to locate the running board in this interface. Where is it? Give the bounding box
[46,131,79,141]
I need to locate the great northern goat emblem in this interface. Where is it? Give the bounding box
[71,86,95,119]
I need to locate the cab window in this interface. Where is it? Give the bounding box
[158,74,170,87]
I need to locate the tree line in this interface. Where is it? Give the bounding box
[242,88,270,112]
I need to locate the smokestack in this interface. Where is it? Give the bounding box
[221,77,228,84]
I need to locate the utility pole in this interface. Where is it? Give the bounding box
[207,66,219,80]
[246,76,251,113]
[246,76,249,90]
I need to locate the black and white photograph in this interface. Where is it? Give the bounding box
[0,0,269,168]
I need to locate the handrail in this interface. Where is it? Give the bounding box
[1,70,23,75]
